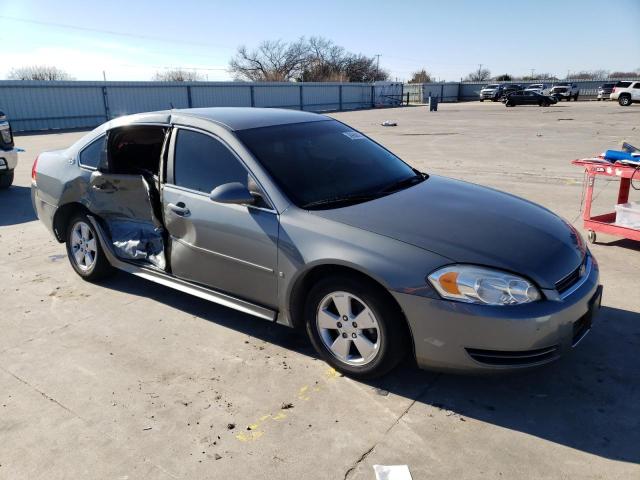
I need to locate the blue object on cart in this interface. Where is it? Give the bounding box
[603,150,639,162]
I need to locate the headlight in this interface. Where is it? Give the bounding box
[427,265,541,305]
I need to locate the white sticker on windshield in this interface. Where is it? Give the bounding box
[342,131,365,140]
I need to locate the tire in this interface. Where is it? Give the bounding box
[542,101,550,107]
[574,94,579,101]
[0,169,14,189]
[588,230,597,244]
[479,99,484,102]
[65,213,114,282]
[304,275,409,379]
[619,94,632,106]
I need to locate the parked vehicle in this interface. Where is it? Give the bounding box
[549,83,579,101]
[610,81,640,106]
[524,83,551,95]
[479,84,522,101]
[504,90,558,107]
[0,111,19,189]
[31,108,601,377]
[597,83,616,101]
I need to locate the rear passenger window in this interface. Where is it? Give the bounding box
[173,129,247,193]
[79,135,105,169]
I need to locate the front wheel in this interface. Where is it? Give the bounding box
[619,94,632,106]
[0,169,14,189]
[65,213,114,281]
[304,275,408,379]
[479,99,484,102]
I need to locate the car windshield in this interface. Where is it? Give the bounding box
[602,83,615,88]
[485,84,500,88]
[236,120,423,209]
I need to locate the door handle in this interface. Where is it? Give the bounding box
[168,202,191,217]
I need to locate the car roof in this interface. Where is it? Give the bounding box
[171,107,330,131]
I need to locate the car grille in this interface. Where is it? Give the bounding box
[466,345,559,366]
[555,256,587,294]
[553,88,568,93]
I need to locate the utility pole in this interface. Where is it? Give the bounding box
[375,54,381,81]
[102,70,107,82]
[530,68,535,78]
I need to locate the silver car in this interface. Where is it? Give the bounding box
[31,108,602,378]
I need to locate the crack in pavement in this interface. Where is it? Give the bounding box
[343,373,442,480]
[0,364,182,479]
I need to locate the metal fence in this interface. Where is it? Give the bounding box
[1,81,403,132]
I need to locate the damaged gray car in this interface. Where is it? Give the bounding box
[31,108,601,378]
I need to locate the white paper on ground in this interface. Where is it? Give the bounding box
[373,465,413,480]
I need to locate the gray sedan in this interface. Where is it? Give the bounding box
[31,108,602,378]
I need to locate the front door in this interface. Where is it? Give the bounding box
[162,127,279,308]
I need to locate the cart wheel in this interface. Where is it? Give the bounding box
[587,230,597,244]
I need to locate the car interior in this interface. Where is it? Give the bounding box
[92,125,169,271]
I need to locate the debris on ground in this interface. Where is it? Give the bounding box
[381,120,397,127]
[227,423,236,430]
[373,464,413,480]
[281,402,294,410]
[214,453,222,460]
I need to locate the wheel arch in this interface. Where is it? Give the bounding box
[52,202,92,242]
[287,263,416,361]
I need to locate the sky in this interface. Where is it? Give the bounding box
[1,0,639,82]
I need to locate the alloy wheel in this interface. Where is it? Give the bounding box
[70,221,97,271]
[316,291,381,366]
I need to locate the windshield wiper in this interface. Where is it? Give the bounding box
[377,172,426,194]
[302,192,383,210]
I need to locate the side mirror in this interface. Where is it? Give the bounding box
[209,182,255,205]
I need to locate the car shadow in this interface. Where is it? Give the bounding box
[0,185,37,226]
[597,238,640,252]
[99,273,640,465]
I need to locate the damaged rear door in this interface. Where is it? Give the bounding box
[162,127,278,308]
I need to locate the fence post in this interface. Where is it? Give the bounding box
[101,86,110,120]
[339,85,343,111]
[371,85,375,108]
[440,83,444,102]
[250,85,255,107]
[299,84,304,110]
[187,85,193,108]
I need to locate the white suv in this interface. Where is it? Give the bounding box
[610,81,640,106]
[549,83,579,101]
[524,83,551,95]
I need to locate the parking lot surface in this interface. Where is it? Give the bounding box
[1,101,639,479]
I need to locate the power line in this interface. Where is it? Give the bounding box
[0,15,235,50]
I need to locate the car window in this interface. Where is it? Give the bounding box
[173,129,248,193]
[633,83,640,89]
[236,120,418,209]
[79,135,106,169]
[616,81,632,88]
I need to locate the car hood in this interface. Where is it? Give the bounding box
[310,175,585,289]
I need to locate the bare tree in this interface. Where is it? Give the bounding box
[608,70,640,78]
[300,37,346,81]
[7,65,72,80]
[464,67,491,82]
[520,72,557,81]
[229,39,308,81]
[494,73,513,81]
[568,70,609,80]
[153,69,204,82]
[229,37,389,82]
[408,69,432,83]
[342,54,388,82]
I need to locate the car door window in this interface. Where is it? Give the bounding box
[79,135,106,169]
[173,129,248,193]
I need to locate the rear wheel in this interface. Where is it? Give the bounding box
[619,94,632,106]
[0,169,14,189]
[65,213,114,281]
[304,275,408,379]
[479,99,484,102]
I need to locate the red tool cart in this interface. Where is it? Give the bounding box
[572,159,640,244]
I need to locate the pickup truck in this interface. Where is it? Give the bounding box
[549,83,579,101]
[610,81,640,106]
[524,83,552,95]
[0,111,19,189]
[479,84,521,101]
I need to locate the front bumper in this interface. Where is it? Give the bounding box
[0,148,18,172]
[480,91,499,99]
[394,259,601,373]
